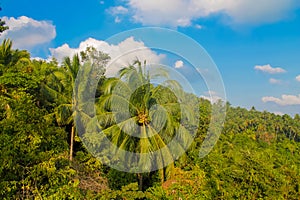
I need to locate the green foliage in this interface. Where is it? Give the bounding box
[42,48,110,161]
[0,40,299,199]
[0,39,31,75]
[92,60,198,190]
[107,169,137,190]
[92,182,163,200]
[0,7,9,34]
[189,131,300,199]
[0,91,74,199]
[0,19,8,34]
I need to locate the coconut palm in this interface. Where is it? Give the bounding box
[95,60,197,190]
[44,48,109,161]
[0,39,30,75]
[42,54,80,161]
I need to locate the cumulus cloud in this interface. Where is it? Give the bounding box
[174,60,184,68]
[201,90,223,103]
[111,0,300,27]
[254,64,286,74]
[0,16,56,49]
[49,37,165,76]
[107,6,129,24]
[296,75,300,82]
[269,78,282,84]
[262,94,300,106]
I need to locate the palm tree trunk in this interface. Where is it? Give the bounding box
[69,125,74,161]
[137,173,143,191]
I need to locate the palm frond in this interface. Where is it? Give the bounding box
[55,103,73,126]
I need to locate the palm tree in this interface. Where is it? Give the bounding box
[94,60,197,190]
[0,39,30,75]
[45,48,110,161]
[55,55,80,161]
[0,39,13,71]
[41,54,80,161]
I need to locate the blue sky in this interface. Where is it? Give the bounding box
[1,0,300,116]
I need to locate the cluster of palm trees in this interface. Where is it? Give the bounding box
[73,59,198,190]
[1,38,300,196]
[0,38,197,190]
[43,47,110,161]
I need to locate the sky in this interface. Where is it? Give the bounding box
[1,0,300,116]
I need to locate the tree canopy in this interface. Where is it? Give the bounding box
[0,39,299,199]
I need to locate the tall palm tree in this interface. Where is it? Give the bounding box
[45,48,110,161]
[94,60,197,190]
[41,54,80,161]
[55,55,80,161]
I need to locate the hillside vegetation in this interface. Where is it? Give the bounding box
[0,39,299,199]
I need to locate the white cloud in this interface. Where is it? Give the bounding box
[0,16,56,49]
[262,94,300,106]
[107,6,129,24]
[113,0,300,27]
[272,111,284,116]
[254,64,286,74]
[49,37,165,76]
[201,90,223,103]
[108,6,128,15]
[296,75,300,82]
[114,16,122,23]
[174,60,184,68]
[269,78,282,84]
